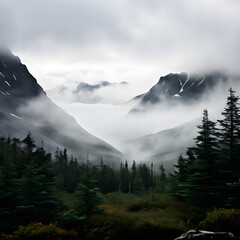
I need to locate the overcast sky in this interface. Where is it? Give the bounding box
[1,0,240,95]
[1,0,240,152]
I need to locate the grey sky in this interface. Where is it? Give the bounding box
[1,0,240,155]
[1,0,240,94]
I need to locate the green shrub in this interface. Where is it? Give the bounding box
[58,209,85,230]
[199,208,240,233]
[0,222,79,240]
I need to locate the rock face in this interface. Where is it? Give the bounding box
[142,72,227,104]
[130,72,228,112]
[175,230,235,240]
[0,47,123,163]
[0,47,44,109]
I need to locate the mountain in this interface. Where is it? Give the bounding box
[123,119,199,169]
[48,80,129,104]
[0,47,123,163]
[130,72,228,112]
[74,81,128,93]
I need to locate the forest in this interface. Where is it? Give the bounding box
[1,88,240,240]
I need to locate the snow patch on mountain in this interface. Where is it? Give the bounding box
[5,81,11,87]
[12,74,17,81]
[1,61,7,68]
[1,91,6,96]
[10,113,22,120]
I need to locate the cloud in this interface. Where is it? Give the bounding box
[47,80,130,105]
[1,0,240,162]
[57,76,240,161]
[1,0,240,86]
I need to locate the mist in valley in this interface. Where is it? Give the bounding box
[46,74,240,166]
[2,0,240,166]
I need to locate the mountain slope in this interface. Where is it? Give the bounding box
[0,47,123,163]
[123,119,199,168]
[130,72,228,112]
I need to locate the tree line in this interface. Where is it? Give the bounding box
[171,88,240,209]
[0,132,165,232]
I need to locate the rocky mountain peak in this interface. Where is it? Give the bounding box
[0,48,44,109]
[140,72,227,105]
[0,48,123,163]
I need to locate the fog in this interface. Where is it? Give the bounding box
[1,0,240,93]
[54,75,240,164]
[0,93,123,164]
[1,0,240,164]
[47,80,131,105]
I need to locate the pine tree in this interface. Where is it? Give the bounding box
[18,150,58,224]
[0,138,19,232]
[22,132,36,161]
[53,148,65,190]
[139,163,151,191]
[133,170,145,195]
[11,137,20,164]
[120,161,130,193]
[98,158,118,194]
[64,157,81,193]
[185,110,219,208]
[218,88,240,181]
[193,109,219,163]
[159,164,167,193]
[75,161,102,216]
[171,154,189,200]
[130,160,136,193]
[216,89,240,207]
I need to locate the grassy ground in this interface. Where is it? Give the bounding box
[100,192,190,228]
[83,192,191,240]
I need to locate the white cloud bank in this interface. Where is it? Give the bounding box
[1,0,240,161]
[1,0,240,93]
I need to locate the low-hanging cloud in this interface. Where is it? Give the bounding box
[47,80,130,105]
[1,0,240,92]
[1,0,240,164]
[57,75,240,163]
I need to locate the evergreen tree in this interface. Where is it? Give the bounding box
[150,163,154,201]
[53,148,65,190]
[64,157,81,193]
[130,160,137,193]
[171,110,223,208]
[139,163,151,191]
[159,164,167,193]
[120,161,130,193]
[193,109,219,163]
[188,110,220,208]
[11,137,20,164]
[0,138,19,232]
[133,170,145,195]
[75,161,102,217]
[171,154,189,200]
[98,158,118,194]
[18,149,58,224]
[22,132,36,161]
[218,88,240,181]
